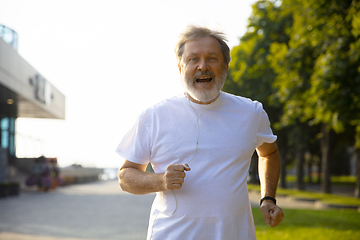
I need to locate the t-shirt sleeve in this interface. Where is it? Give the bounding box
[115,113,151,165]
[255,104,277,148]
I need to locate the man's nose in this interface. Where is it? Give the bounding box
[197,59,208,71]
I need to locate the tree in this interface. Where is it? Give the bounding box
[268,0,360,194]
[223,0,292,186]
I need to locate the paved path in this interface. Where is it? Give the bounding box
[0,180,154,240]
[0,180,320,240]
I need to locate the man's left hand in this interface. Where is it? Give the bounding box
[260,201,284,228]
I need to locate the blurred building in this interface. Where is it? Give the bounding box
[0,25,65,177]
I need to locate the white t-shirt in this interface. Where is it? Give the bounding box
[116,92,277,240]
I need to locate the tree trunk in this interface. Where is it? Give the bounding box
[295,146,305,190]
[320,124,334,194]
[355,149,360,198]
[317,160,322,184]
[308,160,313,184]
[295,130,305,190]
[280,149,287,188]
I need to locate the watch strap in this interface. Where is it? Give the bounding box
[260,196,276,206]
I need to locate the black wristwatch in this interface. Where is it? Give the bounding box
[260,196,276,206]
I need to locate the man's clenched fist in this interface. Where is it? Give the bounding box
[162,164,191,190]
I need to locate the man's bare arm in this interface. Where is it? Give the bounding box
[256,141,284,228]
[118,160,190,195]
[256,142,280,198]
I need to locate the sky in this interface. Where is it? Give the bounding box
[0,0,257,168]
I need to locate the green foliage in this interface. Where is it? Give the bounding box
[268,0,360,147]
[223,0,296,159]
[224,0,291,110]
[226,0,360,193]
[253,208,360,240]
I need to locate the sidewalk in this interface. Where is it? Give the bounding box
[0,180,154,240]
[0,180,333,240]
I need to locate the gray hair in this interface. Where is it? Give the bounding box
[175,25,231,67]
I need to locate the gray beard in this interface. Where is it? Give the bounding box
[181,69,227,103]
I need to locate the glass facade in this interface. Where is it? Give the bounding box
[0,25,18,51]
[0,25,18,164]
[1,118,9,148]
[1,117,15,155]
[0,85,17,164]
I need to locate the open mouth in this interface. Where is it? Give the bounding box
[196,77,213,83]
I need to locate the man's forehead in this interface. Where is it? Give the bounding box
[183,36,222,54]
[187,51,220,56]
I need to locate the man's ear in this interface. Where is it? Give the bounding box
[225,61,229,73]
[178,62,183,75]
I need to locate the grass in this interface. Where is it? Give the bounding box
[249,176,360,239]
[285,175,357,185]
[252,208,360,240]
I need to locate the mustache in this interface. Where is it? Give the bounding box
[192,71,215,81]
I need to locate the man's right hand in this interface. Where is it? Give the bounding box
[162,164,191,190]
[119,160,191,195]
